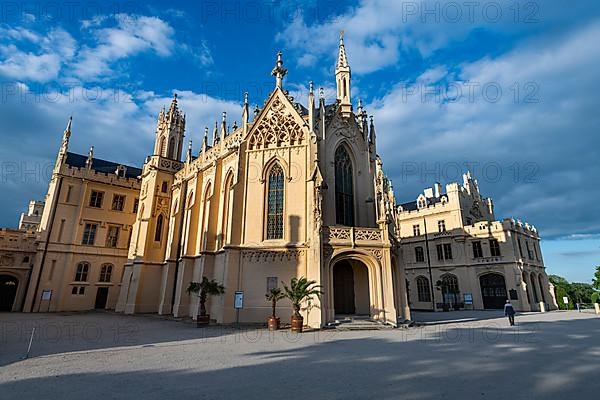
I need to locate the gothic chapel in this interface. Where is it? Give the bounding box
[116,33,411,327]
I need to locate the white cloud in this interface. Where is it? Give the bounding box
[368,21,600,238]
[0,27,76,81]
[278,0,600,74]
[74,14,175,79]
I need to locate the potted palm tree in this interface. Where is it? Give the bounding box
[187,277,225,327]
[282,277,322,333]
[265,287,285,331]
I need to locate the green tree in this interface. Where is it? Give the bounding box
[592,266,600,291]
[568,282,595,304]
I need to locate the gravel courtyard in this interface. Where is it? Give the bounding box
[1,311,598,399]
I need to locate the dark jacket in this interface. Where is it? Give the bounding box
[504,303,516,316]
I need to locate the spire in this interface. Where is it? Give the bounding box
[61,116,72,150]
[202,126,208,153]
[169,93,178,113]
[335,31,352,117]
[213,121,219,145]
[85,146,94,169]
[319,87,326,141]
[220,111,227,138]
[357,98,364,131]
[271,51,288,89]
[253,104,260,120]
[337,30,349,69]
[186,140,193,162]
[242,92,249,133]
[308,81,315,135]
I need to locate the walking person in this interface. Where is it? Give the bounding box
[504,299,516,326]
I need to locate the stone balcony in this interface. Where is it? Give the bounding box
[323,226,383,246]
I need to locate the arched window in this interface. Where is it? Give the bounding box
[335,146,354,226]
[155,214,164,242]
[201,183,212,249]
[221,173,234,246]
[74,262,89,282]
[99,264,113,282]
[416,276,431,302]
[266,163,285,239]
[167,137,175,159]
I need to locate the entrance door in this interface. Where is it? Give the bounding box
[333,261,355,315]
[480,273,507,309]
[0,275,18,312]
[94,287,109,310]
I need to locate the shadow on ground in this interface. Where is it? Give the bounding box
[1,314,598,400]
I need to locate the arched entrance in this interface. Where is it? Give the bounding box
[479,273,507,309]
[0,275,19,312]
[333,260,370,316]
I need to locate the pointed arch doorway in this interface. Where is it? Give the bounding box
[333,260,370,317]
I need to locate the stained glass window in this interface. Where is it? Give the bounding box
[266,164,284,239]
[335,146,354,226]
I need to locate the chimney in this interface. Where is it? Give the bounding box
[433,182,442,198]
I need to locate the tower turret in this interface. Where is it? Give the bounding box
[335,31,352,118]
[153,93,186,160]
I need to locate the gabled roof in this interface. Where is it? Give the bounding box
[65,152,142,179]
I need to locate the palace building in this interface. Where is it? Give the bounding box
[0,34,556,322]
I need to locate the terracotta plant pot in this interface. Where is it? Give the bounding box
[267,316,280,331]
[291,315,304,333]
[196,314,210,327]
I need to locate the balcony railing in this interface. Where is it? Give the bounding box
[323,226,382,246]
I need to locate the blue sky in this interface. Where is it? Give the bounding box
[1,0,599,283]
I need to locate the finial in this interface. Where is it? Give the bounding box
[271,51,288,89]
[173,92,177,100]
[309,81,314,94]
[340,30,344,43]
[319,87,324,99]
[244,92,248,104]
[86,146,94,168]
[358,98,362,108]
[232,120,238,130]
[253,104,260,118]
[222,111,226,122]
[65,116,72,133]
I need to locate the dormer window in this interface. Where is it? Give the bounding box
[115,165,127,178]
[417,196,427,209]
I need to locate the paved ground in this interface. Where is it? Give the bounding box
[0,311,598,399]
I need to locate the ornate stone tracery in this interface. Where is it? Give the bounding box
[248,98,305,150]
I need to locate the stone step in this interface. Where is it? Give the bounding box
[327,317,395,331]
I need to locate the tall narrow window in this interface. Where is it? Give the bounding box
[74,262,89,282]
[266,164,285,239]
[155,214,164,242]
[82,223,97,245]
[99,264,113,282]
[168,137,175,159]
[473,241,483,258]
[335,146,354,226]
[413,224,420,236]
[159,136,166,157]
[415,246,425,263]
[438,220,446,232]
[489,239,501,257]
[221,173,234,246]
[416,276,431,302]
